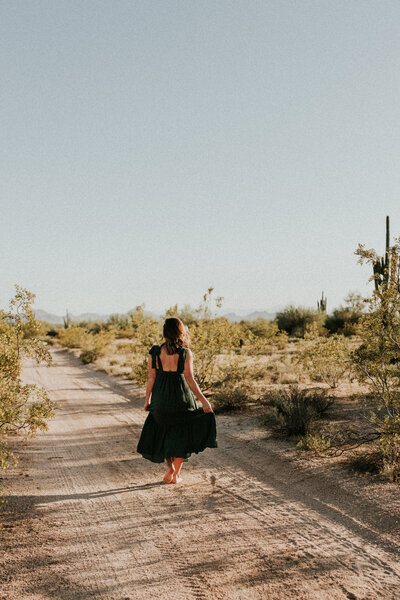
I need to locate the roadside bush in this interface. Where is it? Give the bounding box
[325,309,360,336]
[240,319,288,351]
[211,386,249,413]
[214,355,265,390]
[258,405,285,429]
[297,428,332,455]
[130,355,148,386]
[376,433,400,481]
[79,331,114,364]
[324,292,365,336]
[296,334,351,388]
[167,289,240,390]
[276,306,325,338]
[352,238,400,482]
[259,386,333,436]
[0,286,56,489]
[58,326,87,348]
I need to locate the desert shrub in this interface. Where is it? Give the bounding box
[211,386,249,413]
[352,240,400,462]
[106,313,136,338]
[129,305,162,384]
[79,331,114,364]
[58,326,114,364]
[325,310,360,336]
[107,313,130,330]
[376,433,400,481]
[214,355,265,391]
[258,405,285,429]
[239,319,288,351]
[0,287,56,487]
[297,430,332,455]
[58,326,87,348]
[240,318,276,338]
[343,432,400,481]
[129,305,162,350]
[324,292,365,336]
[259,386,333,436]
[166,289,240,390]
[276,306,325,338]
[164,303,202,327]
[296,334,351,388]
[130,356,149,385]
[244,329,288,355]
[189,317,241,389]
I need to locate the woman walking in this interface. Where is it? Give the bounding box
[136,317,217,484]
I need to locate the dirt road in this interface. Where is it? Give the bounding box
[1,348,400,600]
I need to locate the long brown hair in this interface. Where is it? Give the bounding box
[162,317,190,354]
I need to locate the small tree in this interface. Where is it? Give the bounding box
[185,289,238,390]
[163,288,239,390]
[129,305,162,385]
[276,305,325,338]
[324,292,365,336]
[0,286,56,480]
[296,334,351,388]
[353,235,400,479]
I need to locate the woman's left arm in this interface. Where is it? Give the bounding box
[144,356,156,411]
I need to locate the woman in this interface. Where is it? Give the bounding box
[136,317,217,484]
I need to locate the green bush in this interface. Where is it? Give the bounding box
[276,306,325,338]
[376,433,400,481]
[80,350,97,364]
[130,356,148,385]
[79,331,114,364]
[0,287,56,487]
[211,386,249,413]
[297,430,332,455]
[258,405,285,429]
[296,334,351,388]
[324,292,365,336]
[259,386,333,436]
[58,326,87,348]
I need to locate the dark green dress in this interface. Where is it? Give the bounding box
[136,345,218,463]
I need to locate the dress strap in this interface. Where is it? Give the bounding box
[177,347,187,374]
[149,345,162,370]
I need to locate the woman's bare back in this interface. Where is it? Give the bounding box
[158,345,180,372]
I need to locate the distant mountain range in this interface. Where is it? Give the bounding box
[34,308,277,325]
[221,311,277,322]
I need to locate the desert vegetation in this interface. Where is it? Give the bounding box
[0,287,56,496]
[38,218,400,482]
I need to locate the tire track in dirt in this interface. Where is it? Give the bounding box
[1,348,400,600]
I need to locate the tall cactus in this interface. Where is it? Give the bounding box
[317,291,327,313]
[372,216,390,291]
[63,309,71,329]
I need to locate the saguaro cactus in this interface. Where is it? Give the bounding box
[317,291,327,313]
[63,309,71,329]
[372,216,390,292]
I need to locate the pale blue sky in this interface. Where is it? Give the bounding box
[1,1,400,315]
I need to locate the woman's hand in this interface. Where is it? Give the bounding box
[144,402,150,412]
[201,399,213,414]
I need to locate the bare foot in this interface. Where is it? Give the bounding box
[172,475,183,484]
[163,470,174,483]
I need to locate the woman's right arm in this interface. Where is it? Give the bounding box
[183,349,213,413]
[144,355,156,411]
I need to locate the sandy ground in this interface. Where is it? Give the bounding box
[1,348,400,600]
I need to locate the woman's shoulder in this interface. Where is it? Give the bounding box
[149,344,161,355]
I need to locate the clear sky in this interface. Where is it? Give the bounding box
[1,1,400,316]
